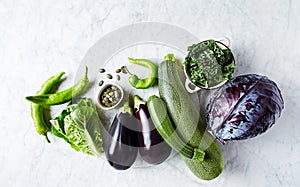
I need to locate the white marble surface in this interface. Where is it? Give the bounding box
[1,0,300,186]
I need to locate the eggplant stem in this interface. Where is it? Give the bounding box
[133,95,146,110]
[118,101,133,115]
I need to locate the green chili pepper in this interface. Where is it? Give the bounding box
[26,67,89,105]
[123,58,157,89]
[30,71,65,142]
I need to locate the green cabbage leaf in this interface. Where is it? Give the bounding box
[50,98,103,156]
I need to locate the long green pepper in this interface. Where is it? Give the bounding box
[26,67,89,105]
[30,71,65,142]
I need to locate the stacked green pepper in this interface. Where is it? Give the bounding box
[26,67,89,142]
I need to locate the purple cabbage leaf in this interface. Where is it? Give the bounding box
[206,74,284,144]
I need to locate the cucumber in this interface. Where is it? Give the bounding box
[158,54,224,180]
[147,95,205,162]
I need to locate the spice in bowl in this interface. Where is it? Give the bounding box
[98,83,123,109]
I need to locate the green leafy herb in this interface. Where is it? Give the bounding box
[184,39,235,88]
[50,98,104,156]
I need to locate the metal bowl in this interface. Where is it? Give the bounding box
[184,38,235,93]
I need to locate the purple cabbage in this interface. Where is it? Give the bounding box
[206,74,284,144]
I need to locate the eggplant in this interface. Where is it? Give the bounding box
[104,101,138,170]
[134,95,172,164]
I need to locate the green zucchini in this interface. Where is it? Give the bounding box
[158,54,224,180]
[147,95,205,162]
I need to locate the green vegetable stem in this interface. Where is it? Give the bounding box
[29,71,65,142]
[25,67,89,105]
[122,58,157,89]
